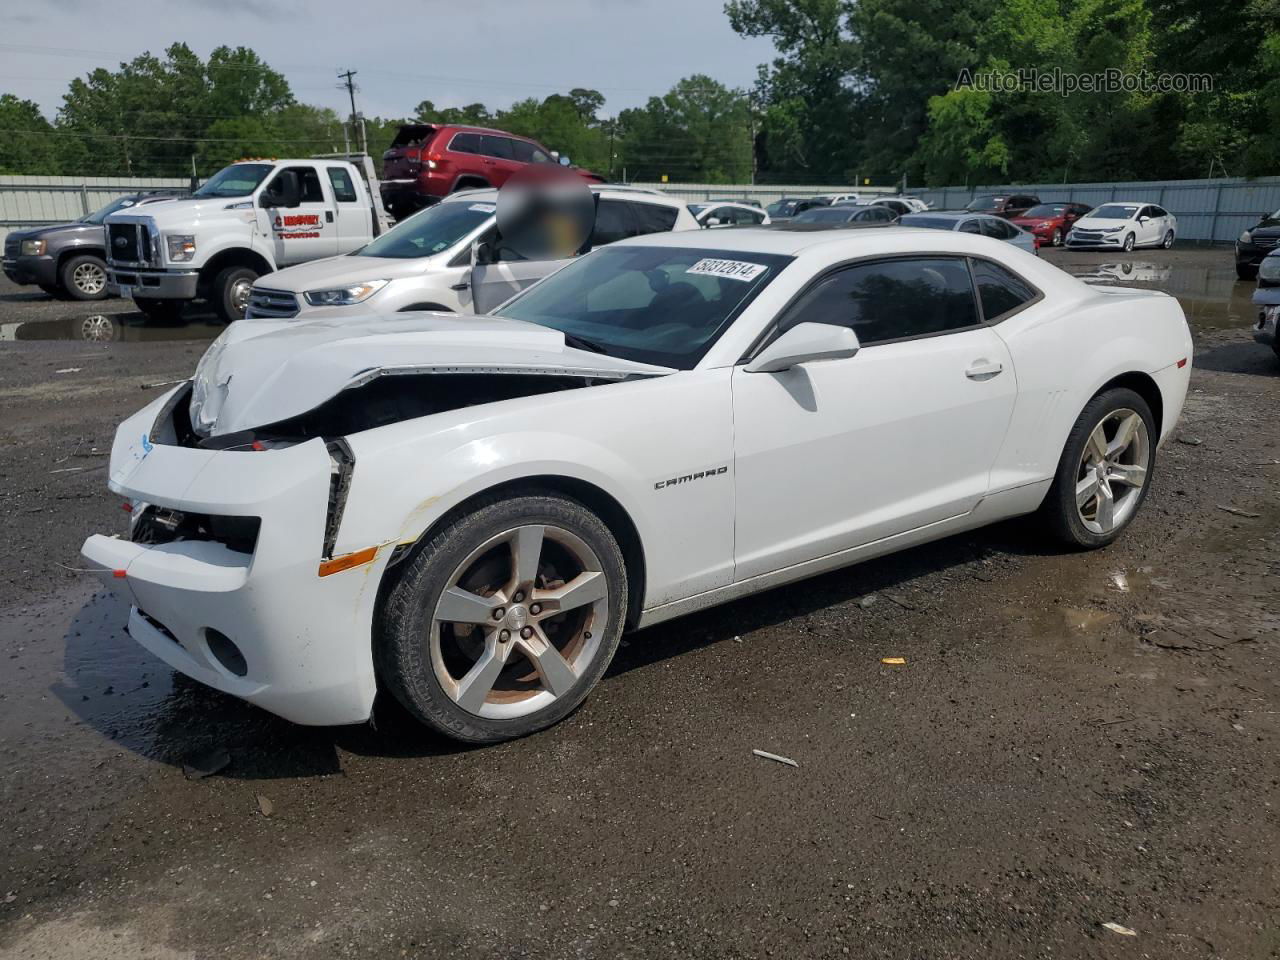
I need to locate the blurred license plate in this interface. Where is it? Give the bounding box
[117,285,132,298]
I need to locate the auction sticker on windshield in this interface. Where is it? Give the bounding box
[686,258,767,282]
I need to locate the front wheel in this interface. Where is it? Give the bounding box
[1122,232,1135,252]
[1051,228,1062,246]
[1042,388,1156,549]
[59,254,109,300]
[377,493,627,743]
[212,265,259,322]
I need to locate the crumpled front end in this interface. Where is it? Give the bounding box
[80,386,386,726]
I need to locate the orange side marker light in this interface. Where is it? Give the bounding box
[318,546,378,578]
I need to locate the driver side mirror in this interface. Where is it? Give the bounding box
[261,170,301,209]
[745,322,861,374]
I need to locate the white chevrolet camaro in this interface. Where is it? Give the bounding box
[82,225,1193,742]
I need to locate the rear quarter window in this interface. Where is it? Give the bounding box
[631,202,679,235]
[970,259,1038,321]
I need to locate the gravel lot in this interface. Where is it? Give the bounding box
[0,246,1276,959]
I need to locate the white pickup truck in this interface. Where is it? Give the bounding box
[105,156,391,322]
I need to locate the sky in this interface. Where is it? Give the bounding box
[1,0,779,121]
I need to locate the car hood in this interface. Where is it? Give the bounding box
[6,221,100,243]
[1248,217,1280,237]
[189,312,676,437]
[1010,215,1060,226]
[1071,217,1130,231]
[257,253,440,292]
[108,197,227,226]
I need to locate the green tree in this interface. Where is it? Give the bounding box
[0,95,70,174]
[616,75,752,183]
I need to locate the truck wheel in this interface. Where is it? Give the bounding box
[136,298,185,322]
[212,265,259,322]
[377,492,627,743]
[59,254,109,301]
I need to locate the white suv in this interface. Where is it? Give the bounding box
[246,186,699,319]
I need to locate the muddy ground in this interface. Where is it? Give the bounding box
[0,248,1276,959]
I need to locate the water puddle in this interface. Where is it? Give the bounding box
[0,314,223,343]
[1058,257,1256,334]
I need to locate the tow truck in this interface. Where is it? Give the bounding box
[105,155,393,322]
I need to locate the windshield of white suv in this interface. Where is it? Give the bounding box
[1089,204,1140,220]
[495,245,792,369]
[357,200,495,259]
[192,163,274,199]
[81,196,139,224]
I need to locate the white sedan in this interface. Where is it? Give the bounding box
[689,201,770,228]
[1066,202,1177,251]
[82,227,1192,742]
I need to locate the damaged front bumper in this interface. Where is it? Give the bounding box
[79,386,386,726]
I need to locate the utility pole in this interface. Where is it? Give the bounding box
[338,69,363,156]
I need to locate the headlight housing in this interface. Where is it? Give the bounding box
[20,239,47,256]
[166,234,196,262]
[303,280,388,306]
[1240,230,1254,245]
[1102,225,1124,232]
[1259,255,1280,282]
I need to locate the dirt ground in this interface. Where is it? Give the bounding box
[0,247,1276,959]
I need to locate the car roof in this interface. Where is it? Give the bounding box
[900,211,980,222]
[440,185,687,209]
[615,223,947,256]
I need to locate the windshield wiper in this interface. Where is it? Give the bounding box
[562,332,608,355]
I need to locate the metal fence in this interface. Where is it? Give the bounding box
[631,182,896,207]
[0,176,191,242]
[903,177,1280,245]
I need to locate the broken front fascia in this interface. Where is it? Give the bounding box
[186,313,677,439]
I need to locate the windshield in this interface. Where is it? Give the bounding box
[82,195,139,224]
[192,163,274,199]
[793,208,853,223]
[1088,204,1140,220]
[899,215,958,230]
[357,200,495,259]
[496,245,793,369]
[965,196,1003,212]
[1022,204,1067,218]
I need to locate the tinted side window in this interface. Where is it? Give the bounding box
[590,199,636,246]
[970,259,1037,321]
[326,167,357,203]
[481,135,514,160]
[779,257,980,345]
[278,166,324,203]
[959,219,982,234]
[1150,205,1168,217]
[630,201,678,235]
[509,139,534,163]
[449,132,481,154]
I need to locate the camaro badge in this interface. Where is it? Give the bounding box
[654,465,728,490]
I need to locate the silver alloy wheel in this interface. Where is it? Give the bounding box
[1123,233,1135,252]
[1075,408,1150,535]
[1163,230,1174,249]
[79,315,116,341]
[230,278,253,314]
[73,261,106,295]
[1052,228,1062,246]
[429,523,608,720]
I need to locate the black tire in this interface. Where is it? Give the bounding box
[377,492,627,743]
[1237,264,1257,281]
[1122,232,1135,252]
[1162,230,1175,249]
[135,298,185,322]
[58,254,109,301]
[1041,387,1157,549]
[212,265,259,322]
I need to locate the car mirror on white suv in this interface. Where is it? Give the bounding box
[745,322,861,374]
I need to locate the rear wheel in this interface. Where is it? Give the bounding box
[1163,230,1175,249]
[1042,388,1156,549]
[135,298,185,322]
[378,493,627,743]
[59,254,109,300]
[211,265,258,322]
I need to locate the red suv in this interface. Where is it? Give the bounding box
[380,124,603,219]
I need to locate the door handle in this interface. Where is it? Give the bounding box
[450,281,470,291]
[965,360,1004,381]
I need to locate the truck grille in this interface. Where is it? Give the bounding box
[246,287,300,318]
[3,236,19,258]
[1253,236,1280,250]
[108,222,152,265]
